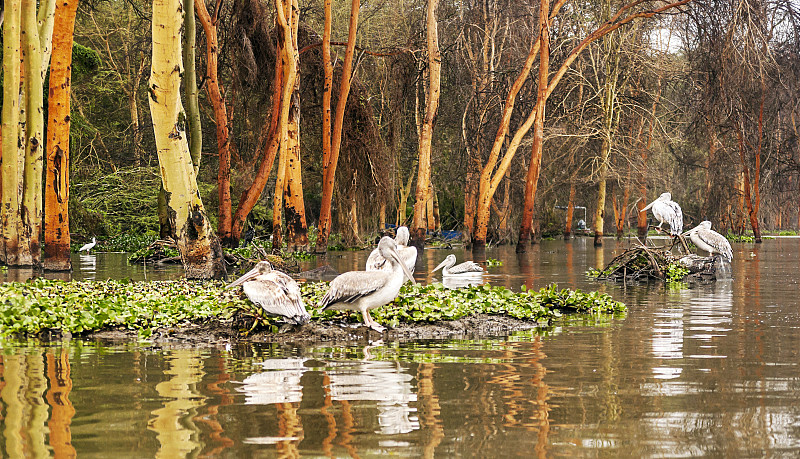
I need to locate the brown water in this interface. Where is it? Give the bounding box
[2,237,800,457]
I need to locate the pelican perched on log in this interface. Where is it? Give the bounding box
[682,221,733,262]
[640,192,683,235]
[226,261,310,325]
[319,236,416,332]
[366,226,417,278]
[432,254,484,277]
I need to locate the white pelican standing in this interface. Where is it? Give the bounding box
[226,261,310,325]
[319,236,416,332]
[682,221,733,262]
[432,254,484,277]
[79,237,97,253]
[366,226,417,279]
[640,192,683,235]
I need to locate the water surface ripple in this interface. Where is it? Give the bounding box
[2,237,800,457]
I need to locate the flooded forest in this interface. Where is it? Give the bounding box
[1,0,799,273]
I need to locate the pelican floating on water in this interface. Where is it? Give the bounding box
[682,221,733,262]
[640,192,683,235]
[432,254,484,277]
[79,237,97,253]
[319,236,416,332]
[366,226,417,279]
[226,261,310,325]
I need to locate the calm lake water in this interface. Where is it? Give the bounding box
[2,237,800,457]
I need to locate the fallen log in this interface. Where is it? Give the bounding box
[591,243,717,286]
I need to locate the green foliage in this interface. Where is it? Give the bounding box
[778,230,798,236]
[726,233,755,243]
[300,282,626,328]
[70,168,161,237]
[665,263,690,289]
[72,43,102,77]
[0,279,246,338]
[486,258,503,267]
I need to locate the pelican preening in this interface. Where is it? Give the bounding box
[432,254,484,277]
[682,221,733,262]
[366,226,417,279]
[79,237,97,253]
[640,192,683,236]
[319,236,416,332]
[226,261,311,325]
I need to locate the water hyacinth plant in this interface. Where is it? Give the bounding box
[0,278,625,339]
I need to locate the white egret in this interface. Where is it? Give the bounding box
[79,237,97,253]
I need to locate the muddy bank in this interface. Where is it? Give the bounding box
[67,314,547,346]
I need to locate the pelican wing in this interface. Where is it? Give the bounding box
[243,276,309,324]
[448,261,483,274]
[365,247,388,271]
[664,201,683,234]
[398,246,417,273]
[319,271,389,309]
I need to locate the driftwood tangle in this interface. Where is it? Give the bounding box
[594,242,717,286]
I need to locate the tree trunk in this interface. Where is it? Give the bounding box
[195,0,233,246]
[231,57,283,241]
[1,0,22,265]
[149,0,226,279]
[410,0,440,250]
[43,0,78,272]
[397,168,414,226]
[564,180,575,239]
[315,0,360,254]
[517,0,549,253]
[21,0,45,267]
[184,0,202,174]
[284,91,309,251]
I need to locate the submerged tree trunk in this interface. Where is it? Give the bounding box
[195,0,233,246]
[315,0,359,254]
[517,0,550,252]
[565,180,575,239]
[231,58,283,242]
[21,0,46,267]
[149,0,226,279]
[43,0,78,271]
[1,0,22,265]
[284,91,309,251]
[411,0,441,250]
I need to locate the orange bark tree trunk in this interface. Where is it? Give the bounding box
[315,0,359,253]
[43,0,78,271]
[195,0,234,246]
[517,0,550,252]
[410,0,441,250]
[230,58,283,242]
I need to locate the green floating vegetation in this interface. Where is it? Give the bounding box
[0,278,625,339]
[486,258,503,267]
[726,233,754,243]
[0,279,245,339]
[300,282,626,329]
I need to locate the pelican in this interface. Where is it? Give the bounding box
[319,236,416,332]
[79,237,97,253]
[226,261,310,325]
[366,226,417,279]
[640,192,683,235]
[432,254,484,277]
[682,221,733,262]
